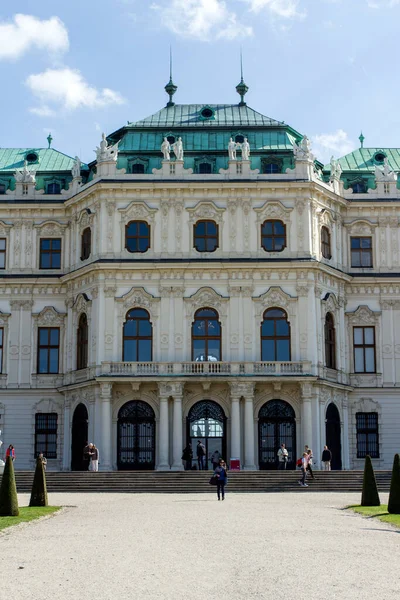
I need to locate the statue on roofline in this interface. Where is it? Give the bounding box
[228,138,237,161]
[161,138,171,161]
[375,157,397,183]
[71,156,81,179]
[14,160,36,184]
[293,135,313,161]
[95,133,119,163]
[241,138,250,161]
[172,137,184,161]
[330,156,342,180]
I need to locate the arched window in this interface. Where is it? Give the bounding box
[261,308,291,361]
[235,135,244,144]
[77,313,88,370]
[81,227,91,261]
[123,308,152,361]
[47,182,61,194]
[263,162,280,174]
[321,226,331,259]
[131,163,145,174]
[198,162,212,174]
[192,308,221,362]
[324,312,336,369]
[193,220,219,252]
[125,221,150,253]
[261,220,286,252]
[351,181,366,194]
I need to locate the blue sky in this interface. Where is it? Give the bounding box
[1,0,400,164]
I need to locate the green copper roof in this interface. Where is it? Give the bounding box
[0,148,88,173]
[128,104,285,128]
[323,148,400,172]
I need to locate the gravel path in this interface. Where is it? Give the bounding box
[0,491,397,600]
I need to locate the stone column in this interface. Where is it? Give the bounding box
[62,397,71,471]
[171,383,184,471]
[229,382,242,462]
[243,383,256,470]
[100,382,113,471]
[301,383,313,450]
[342,393,350,470]
[157,383,170,470]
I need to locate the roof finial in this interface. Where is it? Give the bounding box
[236,48,249,107]
[165,46,178,108]
[359,131,365,149]
[47,132,53,149]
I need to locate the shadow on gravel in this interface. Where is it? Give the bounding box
[362,528,400,534]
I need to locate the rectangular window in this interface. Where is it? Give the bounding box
[0,238,6,269]
[37,328,60,374]
[351,237,373,267]
[40,238,61,269]
[353,327,376,373]
[0,328,3,374]
[35,413,58,458]
[356,412,379,458]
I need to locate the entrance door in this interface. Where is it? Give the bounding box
[71,403,88,471]
[187,400,226,470]
[258,400,296,470]
[326,403,342,470]
[117,401,155,470]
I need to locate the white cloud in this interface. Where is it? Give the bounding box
[312,129,354,163]
[26,68,125,115]
[30,105,56,117]
[246,0,306,19]
[367,0,400,6]
[0,14,69,61]
[151,0,253,41]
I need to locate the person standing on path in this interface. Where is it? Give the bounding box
[298,452,309,487]
[214,459,228,500]
[182,443,193,470]
[211,449,221,470]
[83,441,91,471]
[277,443,289,470]
[197,440,206,470]
[38,452,47,470]
[321,445,332,470]
[89,444,99,471]
[306,448,315,480]
[5,444,15,461]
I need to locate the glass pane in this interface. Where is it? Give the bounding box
[195,239,206,252]
[52,254,61,269]
[262,238,273,251]
[52,239,61,250]
[0,239,5,250]
[361,238,372,248]
[139,222,149,236]
[138,238,149,252]
[124,340,137,361]
[351,238,360,249]
[266,309,285,318]
[38,349,48,373]
[354,348,364,372]
[41,239,51,250]
[276,319,289,336]
[39,329,48,345]
[49,349,59,373]
[274,238,285,251]
[195,222,205,235]
[205,238,217,252]
[0,329,2,344]
[205,221,217,235]
[40,254,50,269]
[351,251,360,267]
[261,339,275,361]
[364,327,374,344]
[139,320,152,336]
[138,339,152,361]
[262,222,273,235]
[353,328,363,344]
[0,254,4,269]
[127,222,138,235]
[361,251,372,267]
[274,222,285,235]
[207,339,220,361]
[50,329,59,345]
[277,339,290,361]
[365,348,375,372]
[207,319,220,335]
[124,319,138,337]
[0,349,3,373]
[126,239,138,252]
[193,339,206,361]
[261,320,274,336]
[193,320,206,334]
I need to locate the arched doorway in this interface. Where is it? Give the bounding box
[71,403,89,471]
[258,400,296,470]
[117,401,155,470]
[326,403,342,470]
[187,400,226,470]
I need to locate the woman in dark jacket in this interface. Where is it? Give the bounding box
[214,459,228,501]
[182,444,193,470]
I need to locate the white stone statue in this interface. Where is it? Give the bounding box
[241,138,250,161]
[375,157,397,182]
[172,137,184,161]
[330,156,342,180]
[228,138,237,161]
[14,160,36,184]
[95,133,119,163]
[161,138,171,161]
[293,136,313,160]
[71,156,81,178]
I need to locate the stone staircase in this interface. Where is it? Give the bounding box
[13,470,392,494]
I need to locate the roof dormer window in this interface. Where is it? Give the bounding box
[199,106,215,120]
[373,151,386,164]
[26,152,38,164]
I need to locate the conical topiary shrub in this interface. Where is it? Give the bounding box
[0,455,19,516]
[388,453,400,514]
[361,454,380,507]
[29,457,48,507]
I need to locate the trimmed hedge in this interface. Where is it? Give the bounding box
[29,457,48,507]
[361,455,380,507]
[0,456,19,517]
[388,454,400,515]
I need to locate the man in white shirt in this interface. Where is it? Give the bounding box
[277,443,289,470]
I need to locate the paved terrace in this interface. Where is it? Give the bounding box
[1,492,397,600]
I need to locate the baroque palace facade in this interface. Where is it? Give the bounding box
[0,78,399,472]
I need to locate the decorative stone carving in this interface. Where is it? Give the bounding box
[35,220,67,237]
[77,209,94,234]
[345,305,381,325]
[158,381,184,397]
[95,133,119,163]
[346,220,377,236]
[321,292,340,318]
[228,138,237,161]
[184,287,228,317]
[229,381,254,398]
[253,286,296,318]
[14,161,36,183]
[71,156,82,179]
[161,138,171,161]
[118,201,157,225]
[375,158,397,182]
[73,293,92,317]
[186,201,225,226]
[330,157,342,180]
[32,306,66,327]
[292,136,313,161]
[116,287,160,318]
[254,201,293,224]
[171,137,184,161]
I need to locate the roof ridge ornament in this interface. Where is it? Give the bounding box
[47,133,53,149]
[236,49,249,106]
[165,46,178,108]
[359,131,365,149]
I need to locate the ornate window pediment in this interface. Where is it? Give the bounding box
[116,287,160,318]
[118,201,157,225]
[32,306,67,327]
[253,286,296,318]
[317,208,335,226]
[34,220,68,237]
[184,287,228,317]
[346,305,381,325]
[73,293,92,317]
[128,157,149,174]
[194,156,216,174]
[321,292,340,317]
[186,201,225,226]
[346,220,377,236]
[76,209,95,234]
[254,201,293,225]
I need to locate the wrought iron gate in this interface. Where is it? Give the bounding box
[258,400,296,470]
[117,401,155,470]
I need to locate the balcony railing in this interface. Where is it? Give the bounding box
[99,361,313,377]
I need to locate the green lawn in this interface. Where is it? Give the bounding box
[348,505,400,528]
[0,506,61,532]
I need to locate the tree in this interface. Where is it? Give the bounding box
[29,457,48,507]
[361,455,380,507]
[388,454,400,514]
[0,456,19,516]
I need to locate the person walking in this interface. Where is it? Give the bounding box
[182,444,193,470]
[214,459,228,500]
[277,443,289,470]
[322,445,332,470]
[211,449,221,470]
[306,448,315,480]
[197,440,206,470]
[89,444,99,472]
[298,452,309,487]
[5,444,15,461]
[38,452,47,470]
